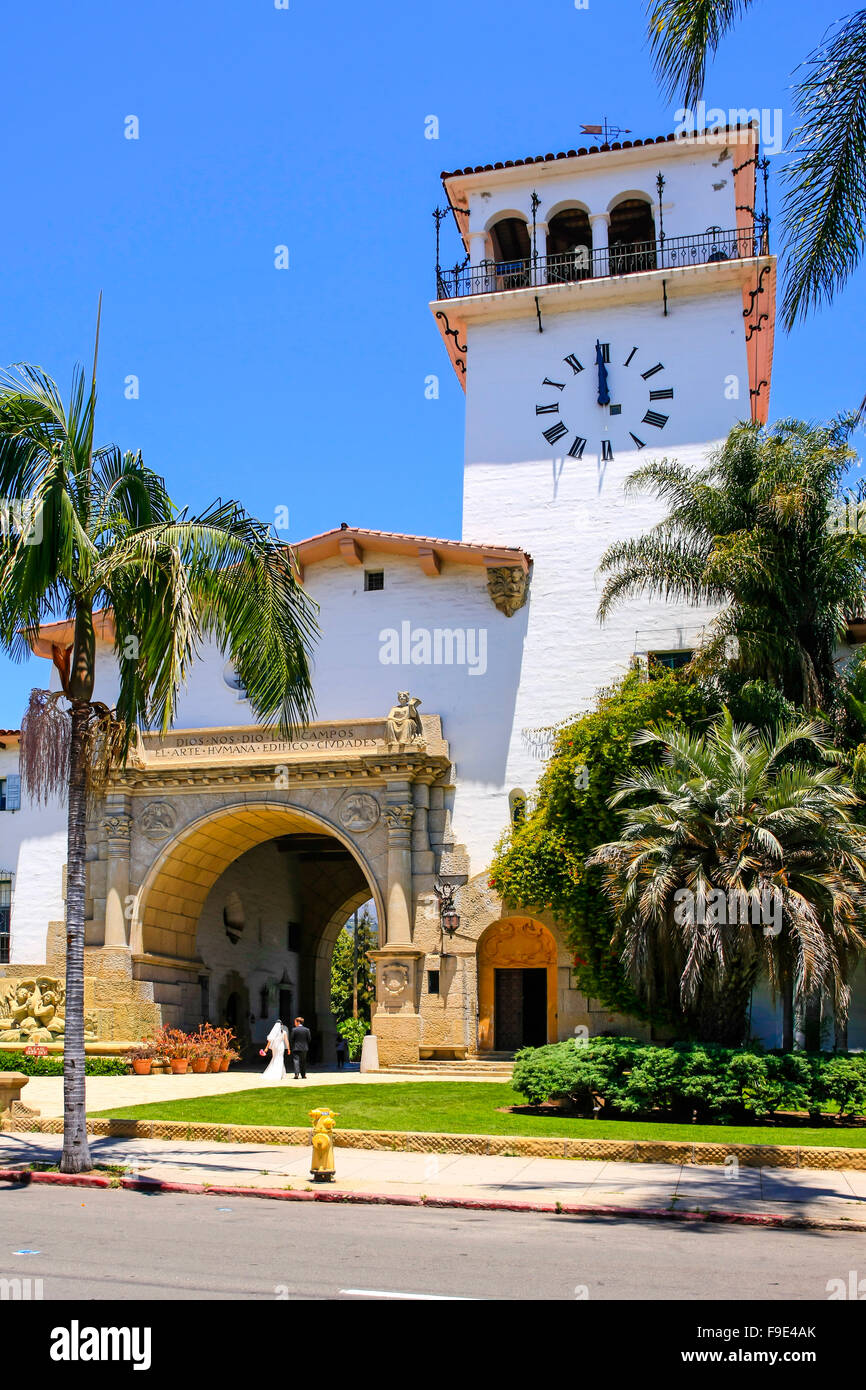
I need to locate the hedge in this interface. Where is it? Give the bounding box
[512,1039,866,1123]
[0,1051,128,1077]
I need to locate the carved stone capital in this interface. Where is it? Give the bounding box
[102,813,132,843]
[384,804,414,833]
[487,565,529,617]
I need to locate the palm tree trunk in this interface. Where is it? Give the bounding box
[61,700,92,1173]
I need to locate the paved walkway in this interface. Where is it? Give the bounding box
[2,1129,864,1222]
[21,1065,497,1119]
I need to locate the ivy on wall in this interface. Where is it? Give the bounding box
[489,666,713,1021]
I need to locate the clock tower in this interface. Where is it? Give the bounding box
[433,124,775,801]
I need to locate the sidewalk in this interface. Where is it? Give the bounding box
[2,1129,864,1226]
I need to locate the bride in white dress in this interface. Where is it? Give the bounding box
[261,1019,289,1082]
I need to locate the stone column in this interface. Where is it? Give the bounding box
[589,212,610,276]
[531,220,549,285]
[384,782,414,945]
[102,795,132,948]
[411,781,434,877]
[467,228,489,268]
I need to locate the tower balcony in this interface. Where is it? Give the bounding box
[435,225,764,300]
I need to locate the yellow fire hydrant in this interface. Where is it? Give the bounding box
[309,1107,338,1181]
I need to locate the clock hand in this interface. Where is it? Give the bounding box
[595,339,610,406]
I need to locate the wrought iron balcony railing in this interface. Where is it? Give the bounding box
[435,225,764,300]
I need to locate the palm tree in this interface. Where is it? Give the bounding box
[0,343,318,1172]
[646,2,866,332]
[596,418,866,709]
[588,709,866,1047]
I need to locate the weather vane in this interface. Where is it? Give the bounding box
[580,119,632,143]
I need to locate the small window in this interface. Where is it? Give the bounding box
[0,876,11,964]
[508,789,527,827]
[427,970,440,995]
[287,921,302,952]
[364,571,384,592]
[0,775,20,812]
[648,650,693,671]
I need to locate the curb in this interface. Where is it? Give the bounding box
[4,1116,866,1172]
[2,1166,862,1232]
[0,1167,113,1189]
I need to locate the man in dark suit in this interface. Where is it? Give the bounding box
[289,1016,312,1079]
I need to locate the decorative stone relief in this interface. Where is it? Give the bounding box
[381,962,410,996]
[384,805,414,832]
[338,792,381,833]
[139,801,177,842]
[0,977,98,1043]
[102,814,131,841]
[487,566,529,617]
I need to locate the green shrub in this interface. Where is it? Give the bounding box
[813,1056,866,1117]
[336,1018,367,1061]
[0,1050,128,1077]
[511,1039,866,1123]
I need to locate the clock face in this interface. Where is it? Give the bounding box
[535,341,674,461]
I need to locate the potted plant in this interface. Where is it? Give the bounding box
[189,1027,210,1073]
[126,1042,158,1076]
[155,1026,191,1074]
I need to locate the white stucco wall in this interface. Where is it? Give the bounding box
[0,745,66,963]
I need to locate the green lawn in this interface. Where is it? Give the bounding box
[88,1082,866,1149]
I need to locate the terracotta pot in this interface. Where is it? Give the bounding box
[208,1057,221,1072]
[132,1059,152,1076]
[170,1057,189,1075]
[220,1056,230,1071]
[191,1057,209,1073]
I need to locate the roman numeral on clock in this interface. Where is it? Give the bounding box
[563,354,584,374]
[536,403,560,415]
[542,377,566,391]
[629,433,646,449]
[649,388,674,400]
[601,440,614,461]
[624,347,638,366]
[542,421,568,445]
[598,343,610,362]
[641,363,664,379]
[642,410,668,428]
[568,435,587,459]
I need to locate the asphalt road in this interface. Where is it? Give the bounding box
[0,1185,861,1301]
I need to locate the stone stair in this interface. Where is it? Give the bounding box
[374,1056,515,1078]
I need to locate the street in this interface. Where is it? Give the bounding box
[0,1185,860,1301]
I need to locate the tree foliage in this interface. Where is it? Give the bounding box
[489,666,714,1020]
[597,419,864,709]
[330,908,377,1028]
[590,710,866,1043]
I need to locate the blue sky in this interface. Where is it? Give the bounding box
[1,0,862,723]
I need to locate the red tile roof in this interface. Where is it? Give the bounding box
[440,125,757,180]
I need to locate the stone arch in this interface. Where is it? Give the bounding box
[132,800,385,960]
[477,916,558,1052]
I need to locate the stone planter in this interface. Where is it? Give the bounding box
[0,1071,31,1117]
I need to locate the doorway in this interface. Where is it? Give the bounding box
[279,989,294,1026]
[494,968,548,1050]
